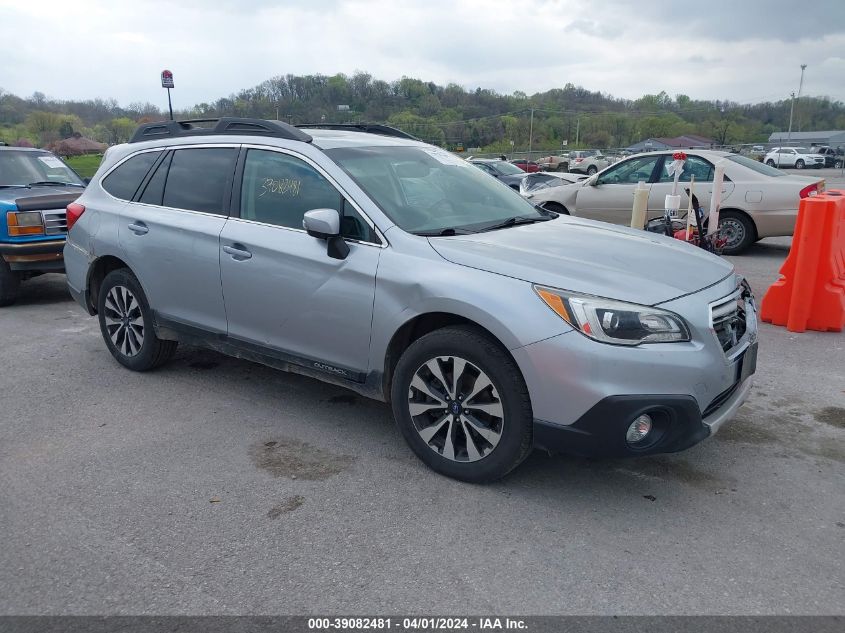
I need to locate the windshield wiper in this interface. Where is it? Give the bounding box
[0,184,30,189]
[476,215,552,233]
[28,181,85,187]
[412,227,475,237]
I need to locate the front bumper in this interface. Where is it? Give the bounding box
[533,375,753,457]
[0,239,65,272]
[514,274,757,457]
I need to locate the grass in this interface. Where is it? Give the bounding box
[65,154,104,179]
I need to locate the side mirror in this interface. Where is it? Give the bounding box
[302,208,349,260]
[587,175,598,186]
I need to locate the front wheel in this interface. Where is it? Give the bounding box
[97,268,177,371]
[795,159,805,169]
[391,326,533,483]
[0,258,20,307]
[718,211,756,255]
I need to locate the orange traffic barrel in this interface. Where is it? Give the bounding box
[760,189,845,333]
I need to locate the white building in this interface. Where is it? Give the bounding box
[767,130,845,148]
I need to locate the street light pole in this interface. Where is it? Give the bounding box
[796,63,807,132]
[786,91,796,148]
[786,64,806,147]
[528,108,534,161]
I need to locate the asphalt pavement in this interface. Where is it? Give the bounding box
[1,235,843,615]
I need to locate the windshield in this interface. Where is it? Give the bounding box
[0,151,85,187]
[327,146,544,234]
[725,154,786,177]
[489,161,524,176]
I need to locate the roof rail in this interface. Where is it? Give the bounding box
[129,117,313,144]
[296,123,419,141]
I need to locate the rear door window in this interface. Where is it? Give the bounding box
[162,148,238,214]
[102,151,161,200]
[658,155,714,183]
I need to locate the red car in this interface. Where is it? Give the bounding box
[510,159,540,173]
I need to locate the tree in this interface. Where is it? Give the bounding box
[26,111,62,146]
[105,117,136,144]
[59,120,74,139]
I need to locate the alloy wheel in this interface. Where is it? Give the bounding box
[103,285,145,357]
[407,356,504,463]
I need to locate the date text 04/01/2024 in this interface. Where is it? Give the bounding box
[307,617,528,630]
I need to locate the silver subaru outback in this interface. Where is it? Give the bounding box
[64,118,757,482]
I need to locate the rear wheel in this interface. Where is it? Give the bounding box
[766,159,776,167]
[97,268,177,371]
[718,210,756,255]
[0,258,20,307]
[795,159,805,169]
[391,326,533,483]
[587,165,598,175]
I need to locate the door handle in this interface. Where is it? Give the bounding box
[223,244,252,260]
[128,222,148,235]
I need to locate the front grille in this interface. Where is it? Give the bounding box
[710,288,747,355]
[43,210,68,235]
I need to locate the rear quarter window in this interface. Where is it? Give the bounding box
[102,152,161,200]
[162,148,238,214]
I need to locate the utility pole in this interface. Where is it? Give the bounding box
[528,108,534,161]
[575,116,581,147]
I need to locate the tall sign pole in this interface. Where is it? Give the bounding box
[161,70,174,121]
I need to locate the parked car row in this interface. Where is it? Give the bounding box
[10,117,754,484]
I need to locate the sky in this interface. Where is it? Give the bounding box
[2,0,844,109]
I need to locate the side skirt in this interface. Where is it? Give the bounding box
[154,314,385,400]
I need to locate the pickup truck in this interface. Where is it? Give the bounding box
[0,147,86,306]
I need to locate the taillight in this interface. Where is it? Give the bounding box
[66,202,86,230]
[799,182,824,199]
[574,158,584,163]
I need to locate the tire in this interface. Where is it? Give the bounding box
[0,258,21,307]
[835,160,843,169]
[766,160,776,167]
[587,165,598,175]
[390,326,533,483]
[718,210,756,255]
[795,159,805,169]
[97,268,177,371]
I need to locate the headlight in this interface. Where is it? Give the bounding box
[534,285,690,345]
[6,211,45,236]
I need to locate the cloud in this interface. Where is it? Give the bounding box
[0,0,843,108]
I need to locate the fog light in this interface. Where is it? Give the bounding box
[626,414,653,444]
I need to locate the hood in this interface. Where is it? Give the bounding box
[0,185,84,207]
[428,216,734,305]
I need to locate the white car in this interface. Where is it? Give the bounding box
[764,147,825,169]
[568,150,611,175]
[527,149,825,254]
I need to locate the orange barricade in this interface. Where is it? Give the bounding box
[760,190,845,333]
